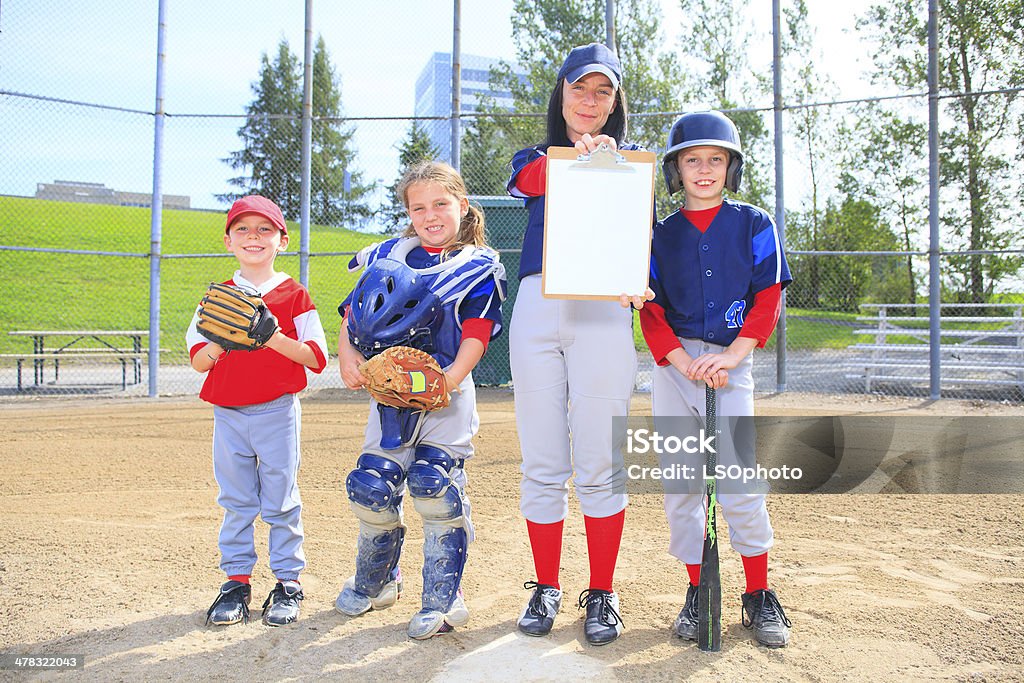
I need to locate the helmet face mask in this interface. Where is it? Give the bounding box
[662,111,744,195]
[347,258,443,358]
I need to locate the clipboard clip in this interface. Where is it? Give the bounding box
[570,143,634,172]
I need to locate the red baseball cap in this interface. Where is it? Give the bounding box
[225,195,288,235]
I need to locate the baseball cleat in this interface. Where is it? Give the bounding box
[741,588,791,648]
[672,583,700,640]
[578,589,623,646]
[205,580,251,626]
[261,580,303,627]
[335,568,403,616]
[517,581,562,637]
[407,590,470,640]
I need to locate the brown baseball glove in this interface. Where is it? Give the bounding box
[196,282,278,352]
[359,346,450,411]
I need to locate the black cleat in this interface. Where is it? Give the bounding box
[262,580,304,627]
[673,583,699,640]
[741,588,791,648]
[206,580,251,626]
[517,581,562,637]
[578,589,623,646]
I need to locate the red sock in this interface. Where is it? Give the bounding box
[583,509,625,592]
[526,519,564,589]
[228,575,250,585]
[742,552,769,593]
[685,563,701,587]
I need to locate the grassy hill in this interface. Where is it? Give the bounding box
[1,195,900,361]
[0,196,380,358]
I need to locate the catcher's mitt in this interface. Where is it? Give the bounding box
[359,346,450,411]
[196,282,278,352]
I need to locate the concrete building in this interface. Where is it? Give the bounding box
[35,180,190,210]
[415,52,524,162]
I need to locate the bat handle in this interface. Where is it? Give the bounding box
[705,383,716,425]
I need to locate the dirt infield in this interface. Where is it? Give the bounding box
[1,389,1022,681]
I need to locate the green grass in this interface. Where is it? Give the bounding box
[769,307,861,350]
[633,306,865,354]
[1,196,379,359]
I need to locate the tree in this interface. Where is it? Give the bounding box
[219,37,373,228]
[673,0,773,211]
[219,41,303,217]
[787,173,907,311]
[850,109,928,302]
[777,0,833,308]
[309,36,374,227]
[462,113,514,196]
[857,0,1024,302]
[462,0,682,203]
[379,122,440,232]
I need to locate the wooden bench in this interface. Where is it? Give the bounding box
[0,352,149,390]
[846,303,1024,392]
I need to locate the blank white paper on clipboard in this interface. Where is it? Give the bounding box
[542,144,656,299]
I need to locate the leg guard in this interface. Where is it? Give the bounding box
[345,454,406,600]
[378,404,425,450]
[408,445,468,615]
[407,444,463,499]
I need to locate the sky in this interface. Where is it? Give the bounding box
[0,0,876,210]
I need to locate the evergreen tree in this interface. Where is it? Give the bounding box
[462,113,514,196]
[310,36,374,227]
[219,37,373,228]
[219,41,303,217]
[380,122,440,232]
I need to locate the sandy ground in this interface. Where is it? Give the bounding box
[0,389,1022,682]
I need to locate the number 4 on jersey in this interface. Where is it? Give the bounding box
[725,300,746,329]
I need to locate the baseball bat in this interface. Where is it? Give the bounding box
[697,383,722,652]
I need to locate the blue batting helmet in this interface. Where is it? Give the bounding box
[347,258,442,358]
[662,111,744,194]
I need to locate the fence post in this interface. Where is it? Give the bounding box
[772,0,787,392]
[299,0,313,287]
[147,0,167,398]
[927,0,942,400]
[451,0,461,171]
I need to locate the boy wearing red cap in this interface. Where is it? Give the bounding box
[186,195,329,627]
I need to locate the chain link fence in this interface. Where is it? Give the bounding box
[2,2,1021,401]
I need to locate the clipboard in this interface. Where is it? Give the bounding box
[542,144,656,300]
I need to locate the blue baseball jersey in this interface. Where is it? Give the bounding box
[341,237,506,367]
[507,142,645,280]
[649,199,791,346]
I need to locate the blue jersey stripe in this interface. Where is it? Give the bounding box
[752,226,778,266]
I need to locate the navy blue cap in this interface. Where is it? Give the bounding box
[557,42,621,90]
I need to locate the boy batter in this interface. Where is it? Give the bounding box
[638,111,794,647]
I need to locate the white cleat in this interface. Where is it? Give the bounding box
[335,571,402,617]
[407,591,470,640]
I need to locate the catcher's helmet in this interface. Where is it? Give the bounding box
[662,111,744,194]
[347,258,443,359]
